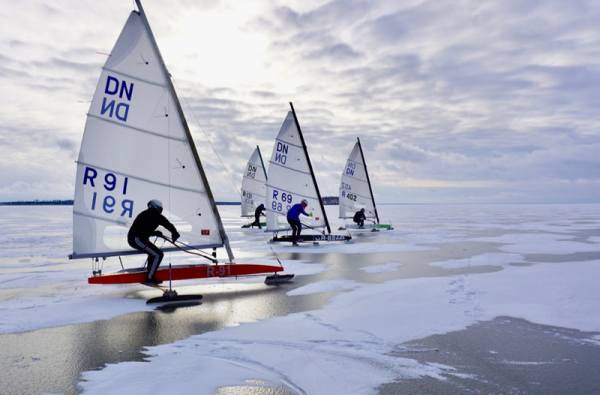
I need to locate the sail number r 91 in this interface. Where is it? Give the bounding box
[82,166,134,218]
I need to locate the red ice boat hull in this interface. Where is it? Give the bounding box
[88,263,284,284]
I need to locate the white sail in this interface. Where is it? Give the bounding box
[240,146,267,217]
[339,139,379,222]
[266,109,328,232]
[71,8,228,259]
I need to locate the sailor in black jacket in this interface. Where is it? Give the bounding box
[127,199,180,284]
[353,208,366,228]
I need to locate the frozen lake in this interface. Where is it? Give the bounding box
[1,204,600,394]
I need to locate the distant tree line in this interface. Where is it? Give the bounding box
[0,200,74,206]
[322,196,339,205]
[0,196,340,206]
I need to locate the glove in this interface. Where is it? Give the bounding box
[308,212,313,217]
[152,230,164,238]
[172,231,180,242]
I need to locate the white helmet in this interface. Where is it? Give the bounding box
[147,199,163,210]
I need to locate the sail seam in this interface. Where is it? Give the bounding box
[341,174,369,184]
[242,176,268,186]
[274,138,303,150]
[346,159,365,166]
[87,114,188,143]
[102,66,167,88]
[76,161,206,194]
[267,161,311,176]
[73,210,130,225]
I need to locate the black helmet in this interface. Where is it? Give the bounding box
[148,199,163,212]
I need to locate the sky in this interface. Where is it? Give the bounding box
[1,0,599,203]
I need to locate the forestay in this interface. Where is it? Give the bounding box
[339,139,378,222]
[266,110,327,232]
[71,11,225,259]
[240,146,267,217]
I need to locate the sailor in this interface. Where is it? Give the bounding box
[353,208,366,228]
[286,199,312,245]
[252,203,266,229]
[127,199,180,285]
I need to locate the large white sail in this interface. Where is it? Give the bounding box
[71,6,229,259]
[266,106,329,232]
[240,146,267,217]
[339,138,379,222]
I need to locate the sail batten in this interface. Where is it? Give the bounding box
[273,138,304,150]
[102,66,168,88]
[267,161,312,176]
[74,211,128,225]
[71,5,231,260]
[86,114,188,142]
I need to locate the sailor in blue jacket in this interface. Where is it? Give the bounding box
[287,199,311,245]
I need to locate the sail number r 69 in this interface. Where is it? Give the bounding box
[271,189,293,213]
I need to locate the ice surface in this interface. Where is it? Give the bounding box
[269,240,432,254]
[80,259,600,394]
[287,279,359,296]
[429,253,525,269]
[360,261,403,273]
[3,204,600,394]
[473,233,600,254]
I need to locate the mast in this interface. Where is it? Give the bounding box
[357,137,380,224]
[135,0,234,262]
[256,145,268,180]
[289,102,331,234]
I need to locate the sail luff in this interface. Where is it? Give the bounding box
[288,102,331,234]
[357,137,380,224]
[134,0,234,262]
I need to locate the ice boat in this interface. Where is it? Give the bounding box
[265,103,351,244]
[68,0,292,301]
[338,138,393,231]
[240,146,267,229]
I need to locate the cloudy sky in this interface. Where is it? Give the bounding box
[1,0,599,203]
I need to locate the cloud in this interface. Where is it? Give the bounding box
[0,0,598,203]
